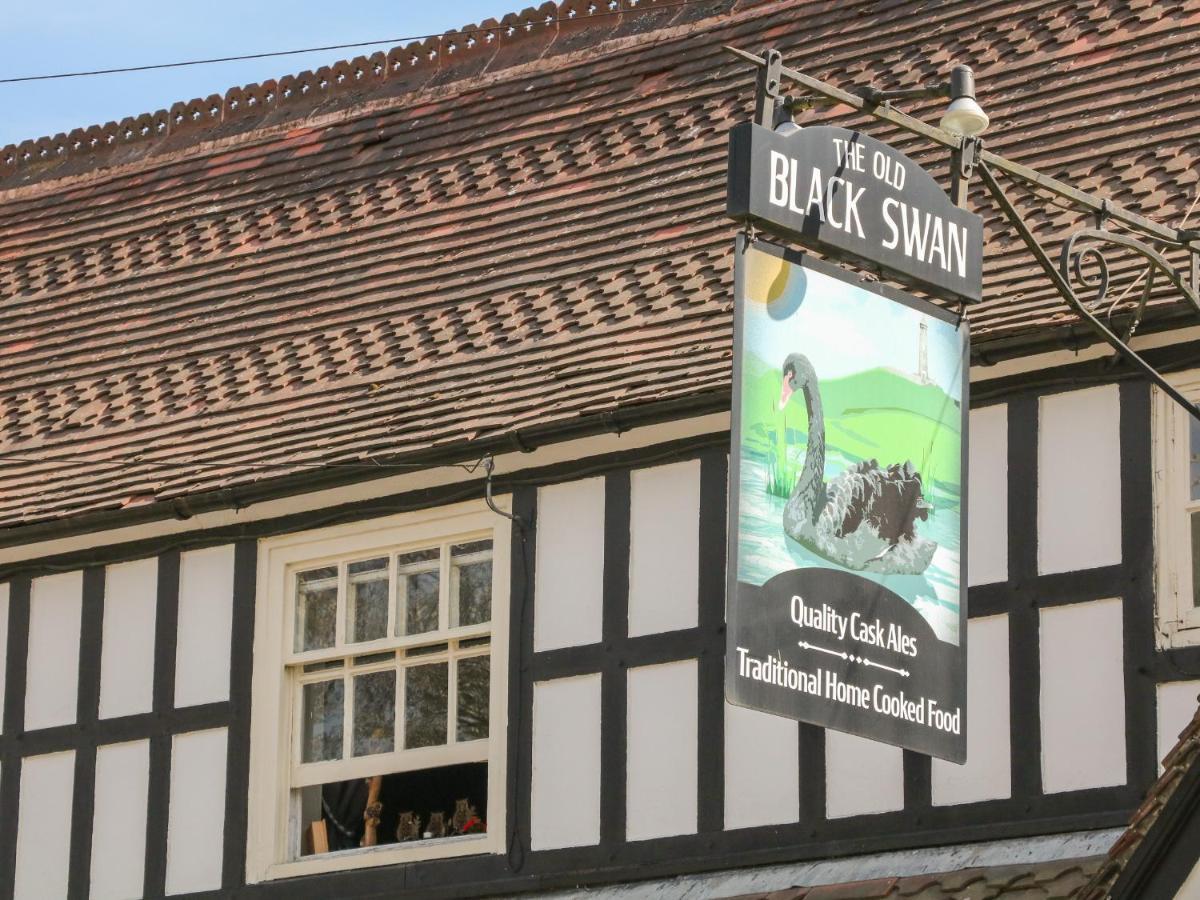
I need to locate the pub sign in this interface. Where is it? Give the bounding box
[725,119,977,762]
[725,240,969,762]
[727,122,984,302]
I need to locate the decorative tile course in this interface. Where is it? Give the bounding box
[0,0,1196,531]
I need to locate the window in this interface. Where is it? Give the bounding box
[1153,376,1200,646]
[248,502,510,880]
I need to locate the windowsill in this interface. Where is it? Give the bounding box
[1157,617,1200,649]
[263,832,495,880]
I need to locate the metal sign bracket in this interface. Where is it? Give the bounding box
[726,45,1200,421]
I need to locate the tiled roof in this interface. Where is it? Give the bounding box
[719,857,1103,899]
[0,0,1197,535]
[1078,696,1200,898]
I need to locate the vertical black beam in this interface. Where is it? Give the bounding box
[1119,381,1158,791]
[507,487,536,874]
[798,723,826,826]
[696,449,728,835]
[903,749,932,818]
[599,471,631,848]
[222,540,258,890]
[67,566,106,900]
[1007,395,1042,801]
[144,550,180,899]
[0,577,31,900]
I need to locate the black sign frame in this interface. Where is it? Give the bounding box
[725,236,969,763]
[728,122,984,303]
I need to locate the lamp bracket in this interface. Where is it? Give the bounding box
[726,44,1200,422]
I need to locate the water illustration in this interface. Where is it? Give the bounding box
[734,245,965,645]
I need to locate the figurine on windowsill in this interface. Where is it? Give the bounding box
[397,811,422,842]
[451,798,480,835]
[424,811,448,839]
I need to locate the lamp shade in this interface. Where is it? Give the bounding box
[939,96,989,136]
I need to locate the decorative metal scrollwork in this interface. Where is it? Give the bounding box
[1060,227,1200,345]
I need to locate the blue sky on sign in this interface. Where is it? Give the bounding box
[0,1,505,146]
[743,253,965,402]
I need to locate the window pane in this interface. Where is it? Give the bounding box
[451,540,492,628]
[398,549,440,636]
[353,670,396,757]
[348,558,389,644]
[296,566,338,652]
[404,663,448,748]
[302,679,344,763]
[1191,512,1200,608]
[456,655,490,742]
[1191,416,1200,501]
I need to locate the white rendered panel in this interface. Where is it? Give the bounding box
[174,545,235,708]
[628,461,701,637]
[25,571,82,730]
[1038,386,1122,574]
[165,728,228,894]
[99,558,157,719]
[534,478,605,651]
[0,583,8,733]
[825,730,903,818]
[967,404,1008,586]
[91,740,151,900]
[724,701,799,829]
[1178,854,1200,900]
[932,615,1011,805]
[627,660,698,840]
[1157,680,1200,772]
[531,674,602,849]
[1040,598,1126,792]
[14,751,75,900]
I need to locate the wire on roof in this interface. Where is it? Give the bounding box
[0,0,709,85]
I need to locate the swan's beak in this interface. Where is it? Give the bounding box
[778,378,794,411]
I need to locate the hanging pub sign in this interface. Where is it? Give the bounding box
[724,237,970,763]
[727,122,984,303]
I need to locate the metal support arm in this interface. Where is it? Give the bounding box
[726,44,1200,421]
[724,45,1195,250]
[977,162,1200,419]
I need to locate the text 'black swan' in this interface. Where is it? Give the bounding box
[778,353,936,575]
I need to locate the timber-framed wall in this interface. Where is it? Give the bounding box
[0,365,1192,899]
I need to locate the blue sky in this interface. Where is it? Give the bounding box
[0,1,507,146]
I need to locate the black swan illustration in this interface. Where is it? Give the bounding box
[778,353,936,574]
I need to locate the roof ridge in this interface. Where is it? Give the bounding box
[0,0,766,188]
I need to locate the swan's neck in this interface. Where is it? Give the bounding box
[791,361,825,522]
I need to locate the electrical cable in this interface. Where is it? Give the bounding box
[0,1,710,85]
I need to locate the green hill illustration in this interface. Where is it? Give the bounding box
[740,358,961,506]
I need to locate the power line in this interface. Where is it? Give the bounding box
[0,1,706,85]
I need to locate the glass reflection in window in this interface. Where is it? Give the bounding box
[450,540,492,628]
[404,662,448,748]
[302,679,344,763]
[296,566,338,652]
[348,558,389,643]
[398,549,440,636]
[353,670,396,757]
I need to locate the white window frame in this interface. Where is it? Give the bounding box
[1153,375,1200,647]
[247,499,511,882]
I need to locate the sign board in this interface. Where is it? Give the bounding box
[725,238,968,762]
[727,122,984,302]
